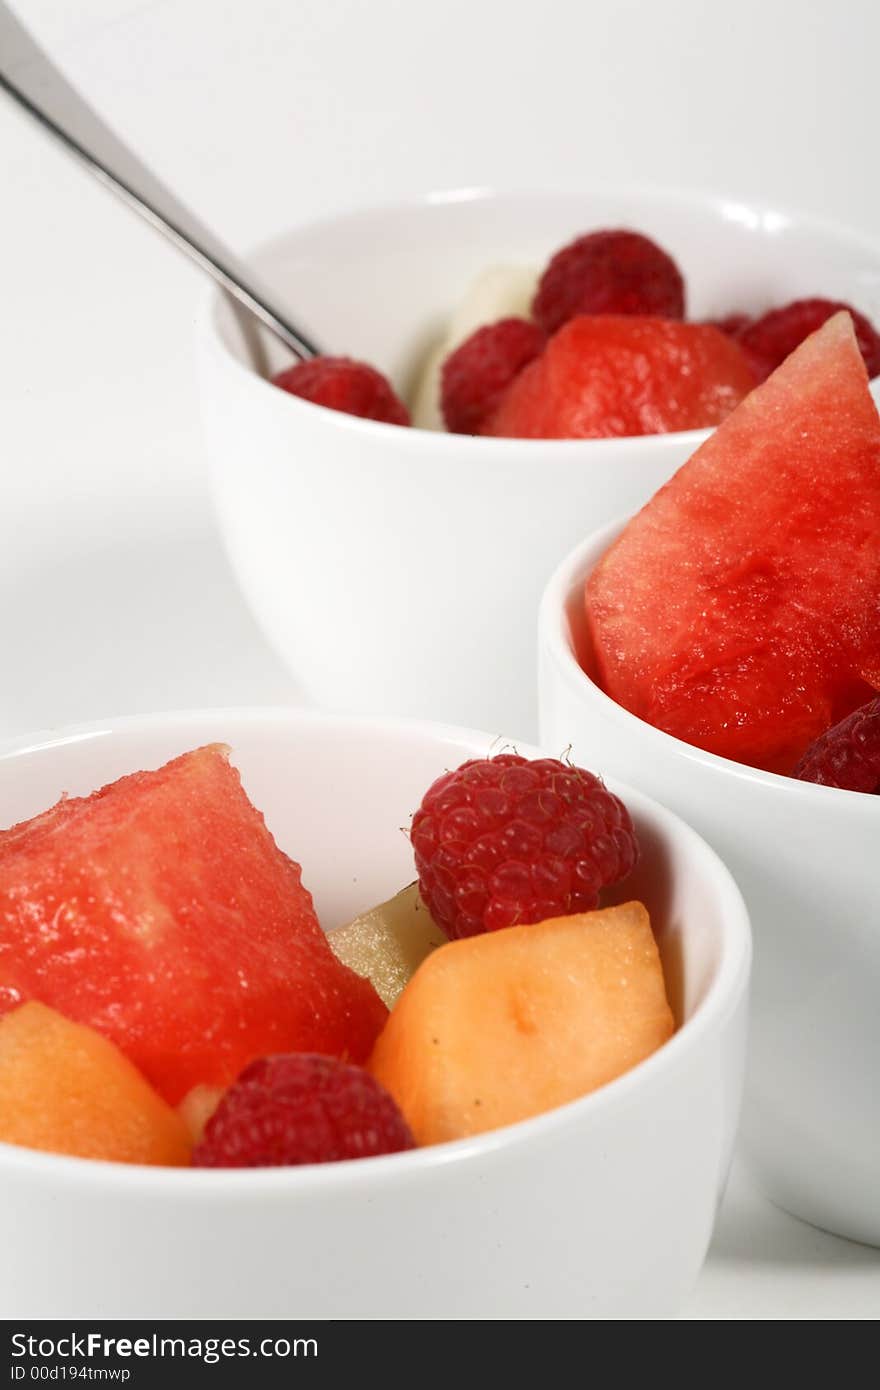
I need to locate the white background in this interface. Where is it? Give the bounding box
[1,0,879,1316]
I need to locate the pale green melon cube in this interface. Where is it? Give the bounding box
[329,883,445,1008]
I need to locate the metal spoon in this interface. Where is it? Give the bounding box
[0,3,320,361]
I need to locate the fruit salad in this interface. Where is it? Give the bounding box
[269,224,880,441]
[582,310,880,794]
[0,746,674,1167]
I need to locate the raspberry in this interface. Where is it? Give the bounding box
[272,356,411,425]
[532,229,685,336]
[739,299,880,382]
[793,696,880,793]
[440,318,545,434]
[412,754,639,939]
[192,1054,415,1167]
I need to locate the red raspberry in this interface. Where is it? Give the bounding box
[272,356,411,426]
[793,696,880,793]
[739,299,880,382]
[412,754,639,939]
[192,1054,415,1167]
[532,229,685,336]
[440,318,546,434]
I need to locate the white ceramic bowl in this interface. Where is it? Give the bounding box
[539,522,880,1246]
[0,708,749,1319]
[197,187,880,738]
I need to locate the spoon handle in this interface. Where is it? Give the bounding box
[0,6,320,360]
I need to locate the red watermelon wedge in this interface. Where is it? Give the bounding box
[483,315,756,439]
[585,312,880,773]
[0,745,387,1103]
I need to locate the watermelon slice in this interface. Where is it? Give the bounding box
[585,312,880,773]
[0,746,387,1103]
[483,315,756,439]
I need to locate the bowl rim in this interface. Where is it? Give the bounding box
[0,705,750,1195]
[540,518,880,814]
[196,181,880,450]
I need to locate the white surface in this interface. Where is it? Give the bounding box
[0,711,749,1320]
[686,1164,880,1319]
[1,0,878,1318]
[539,518,880,1246]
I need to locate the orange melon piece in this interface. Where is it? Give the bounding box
[0,1002,190,1165]
[368,902,674,1145]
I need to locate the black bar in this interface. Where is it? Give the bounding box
[3,1322,557,1384]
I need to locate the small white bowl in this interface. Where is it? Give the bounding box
[539,522,880,1246]
[197,187,880,738]
[0,708,749,1319]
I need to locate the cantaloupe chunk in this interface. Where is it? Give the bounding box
[368,903,674,1144]
[0,1002,190,1165]
[329,883,446,1008]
